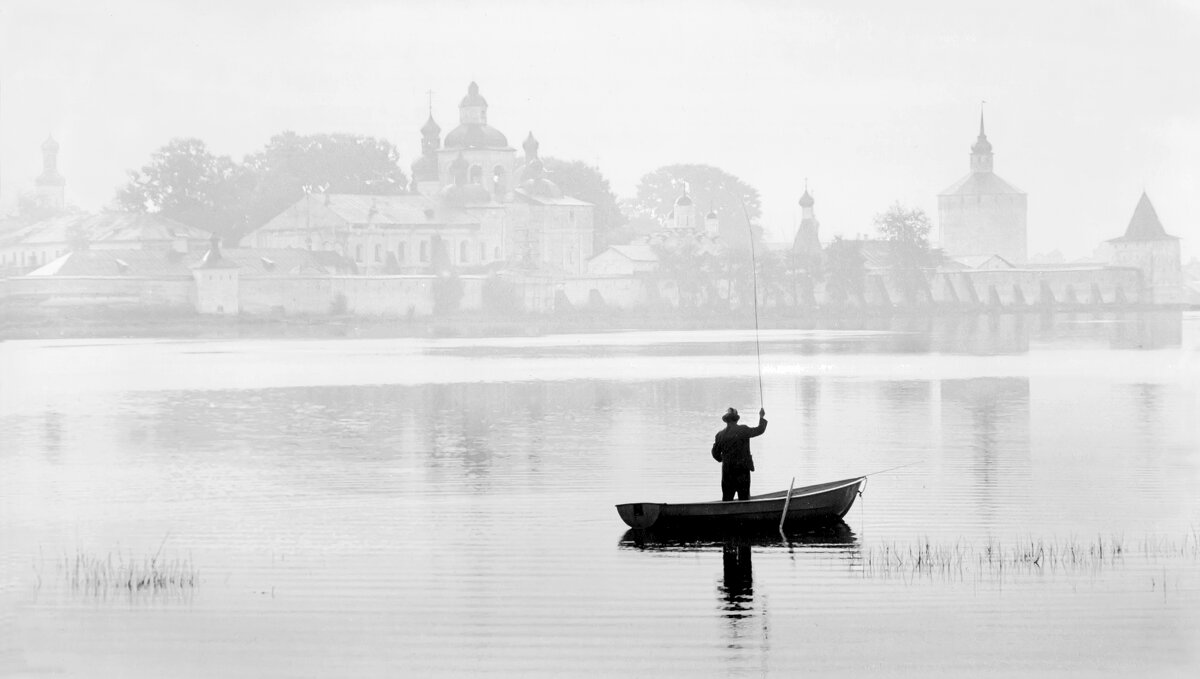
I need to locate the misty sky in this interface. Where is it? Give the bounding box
[1,0,1197,259]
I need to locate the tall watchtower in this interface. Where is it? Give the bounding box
[937,112,1027,264]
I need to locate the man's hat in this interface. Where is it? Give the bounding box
[722,407,740,423]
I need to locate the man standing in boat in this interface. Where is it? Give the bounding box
[711,407,767,501]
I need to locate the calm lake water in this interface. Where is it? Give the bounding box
[2,312,1198,677]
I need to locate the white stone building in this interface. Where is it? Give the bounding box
[246,82,595,275]
[938,113,1028,264]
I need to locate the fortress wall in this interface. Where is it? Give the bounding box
[562,276,651,309]
[929,267,1143,308]
[2,276,194,306]
[238,277,335,315]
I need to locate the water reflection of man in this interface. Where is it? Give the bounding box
[711,407,768,501]
[720,540,753,617]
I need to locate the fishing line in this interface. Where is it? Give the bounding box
[862,461,924,478]
[736,194,764,409]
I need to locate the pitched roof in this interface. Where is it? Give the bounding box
[950,254,1015,270]
[322,194,477,225]
[1109,192,1177,242]
[0,212,210,247]
[602,244,658,262]
[25,247,353,277]
[28,249,193,277]
[939,171,1024,196]
[513,189,592,207]
[252,193,480,235]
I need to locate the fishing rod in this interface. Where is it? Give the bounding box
[735,194,764,410]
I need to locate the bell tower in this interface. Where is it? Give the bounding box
[35,135,66,211]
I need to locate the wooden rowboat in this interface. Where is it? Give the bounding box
[616,476,865,530]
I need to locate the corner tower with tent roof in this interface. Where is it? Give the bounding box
[937,110,1028,264]
[1107,192,1182,305]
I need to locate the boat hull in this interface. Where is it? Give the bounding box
[616,476,865,530]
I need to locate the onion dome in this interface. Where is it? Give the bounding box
[674,193,693,207]
[460,81,487,108]
[42,135,60,152]
[445,82,508,148]
[444,124,508,148]
[523,132,539,159]
[421,115,441,136]
[799,190,814,208]
[706,210,718,219]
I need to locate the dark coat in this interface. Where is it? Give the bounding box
[711,419,767,472]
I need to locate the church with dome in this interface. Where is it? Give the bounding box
[246,82,595,275]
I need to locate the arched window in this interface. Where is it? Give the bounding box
[492,166,507,196]
[459,241,469,264]
[419,241,429,263]
[374,244,383,262]
[469,165,483,184]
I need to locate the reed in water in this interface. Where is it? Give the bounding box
[36,536,199,594]
[858,532,1199,581]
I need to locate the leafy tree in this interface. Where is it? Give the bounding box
[117,138,249,236]
[117,133,409,240]
[787,246,824,309]
[875,202,938,303]
[824,236,865,304]
[759,249,800,310]
[241,132,408,235]
[716,246,756,311]
[652,238,714,310]
[541,157,626,251]
[632,164,762,250]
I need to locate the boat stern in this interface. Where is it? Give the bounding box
[616,502,662,529]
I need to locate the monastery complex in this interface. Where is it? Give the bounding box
[0,83,1190,316]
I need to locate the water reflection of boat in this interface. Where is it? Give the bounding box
[618,519,858,551]
[615,476,865,529]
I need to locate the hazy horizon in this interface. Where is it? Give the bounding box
[1,0,1197,259]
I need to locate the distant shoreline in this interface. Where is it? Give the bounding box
[0,304,1191,341]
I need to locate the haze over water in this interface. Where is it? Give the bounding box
[2,312,1198,677]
